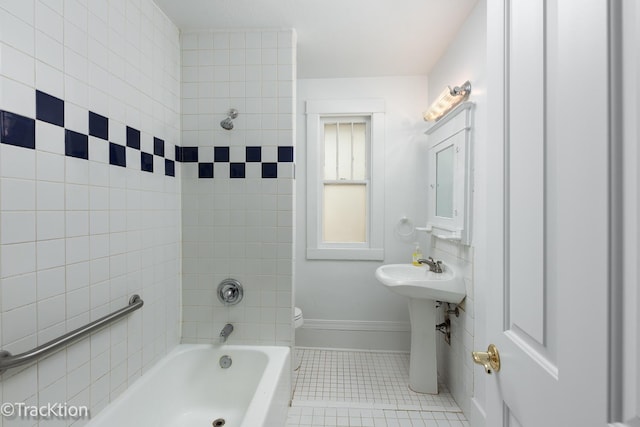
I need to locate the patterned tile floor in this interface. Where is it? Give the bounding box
[287,348,469,427]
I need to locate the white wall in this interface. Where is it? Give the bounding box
[295,76,429,351]
[180,30,296,346]
[427,0,487,421]
[0,0,181,424]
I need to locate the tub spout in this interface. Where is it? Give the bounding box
[220,323,234,343]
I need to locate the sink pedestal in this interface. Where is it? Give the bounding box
[374,263,466,395]
[408,298,438,394]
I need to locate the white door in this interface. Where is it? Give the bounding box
[479,1,633,426]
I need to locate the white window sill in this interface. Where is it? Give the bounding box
[306,248,384,261]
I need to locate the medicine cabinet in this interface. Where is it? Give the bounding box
[422,102,474,245]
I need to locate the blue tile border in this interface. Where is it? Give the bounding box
[181,147,198,162]
[165,159,175,177]
[230,162,245,178]
[0,89,296,180]
[278,146,294,162]
[89,111,108,140]
[65,130,88,160]
[109,143,126,167]
[154,137,165,157]
[246,146,261,162]
[141,152,154,172]
[214,146,229,162]
[262,162,278,178]
[198,163,214,178]
[126,126,140,149]
[36,90,64,127]
[1,111,36,149]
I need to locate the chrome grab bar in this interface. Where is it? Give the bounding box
[0,295,143,374]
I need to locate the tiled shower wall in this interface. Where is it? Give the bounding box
[0,0,181,423]
[180,30,296,346]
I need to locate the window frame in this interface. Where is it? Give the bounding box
[306,99,385,260]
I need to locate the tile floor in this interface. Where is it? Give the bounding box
[287,348,469,427]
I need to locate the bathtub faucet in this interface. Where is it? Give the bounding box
[219,323,234,343]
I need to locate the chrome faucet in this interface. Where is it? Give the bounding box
[417,257,443,273]
[219,323,234,343]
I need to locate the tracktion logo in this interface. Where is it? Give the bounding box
[0,402,90,419]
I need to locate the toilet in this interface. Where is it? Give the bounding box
[293,307,304,370]
[294,307,304,329]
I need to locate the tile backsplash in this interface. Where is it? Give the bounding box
[0,0,181,425]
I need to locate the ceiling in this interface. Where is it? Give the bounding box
[153,0,478,79]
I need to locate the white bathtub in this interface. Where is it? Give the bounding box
[87,344,291,427]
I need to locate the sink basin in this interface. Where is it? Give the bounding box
[375,264,465,303]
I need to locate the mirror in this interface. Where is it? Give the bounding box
[435,145,454,218]
[424,102,474,245]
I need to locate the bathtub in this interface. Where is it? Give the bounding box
[87,344,291,427]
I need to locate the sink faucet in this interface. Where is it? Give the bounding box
[220,323,234,343]
[417,257,443,273]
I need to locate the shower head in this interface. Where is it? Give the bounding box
[220,108,239,130]
[220,117,234,130]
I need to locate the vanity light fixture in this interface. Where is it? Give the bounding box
[423,80,472,122]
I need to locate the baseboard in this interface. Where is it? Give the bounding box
[296,319,410,351]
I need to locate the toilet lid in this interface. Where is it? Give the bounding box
[294,307,302,319]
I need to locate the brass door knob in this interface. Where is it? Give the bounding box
[472,344,501,374]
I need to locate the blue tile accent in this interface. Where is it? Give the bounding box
[165,159,175,177]
[65,130,88,159]
[1,111,36,149]
[36,90,64,127]
[198,162,214,178]
[182,147,198,162]
[2,89,177,178]
[126,126,140,149]
[214,146,229,162]
[141,152,153,172]
[230,162,245,178]
[154,137,165,157]
[109,143,126,167]
[89,111,108,140]
[262,162,278,178]
[278,146,294,162]
[246,146,261,162]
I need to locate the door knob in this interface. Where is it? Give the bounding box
[472,344,501,374]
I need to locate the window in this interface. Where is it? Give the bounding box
[306,99,385,260]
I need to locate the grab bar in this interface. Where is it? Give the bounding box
[0,295,143,374]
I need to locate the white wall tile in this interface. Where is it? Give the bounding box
[1,144,36,179]
[0,76,36,117]
[37,181,65,211]
[1,180,35,211]
[35,120,65,155]
[37,266,65,299]
[0,43,35,87]
[1,8,35,55]
[37,238,66,269]
[2,302,37,344]
[1,1,180,417]
[1,273,37,311]
[0,211,36,244]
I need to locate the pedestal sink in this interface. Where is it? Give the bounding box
[374,263,465,394]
